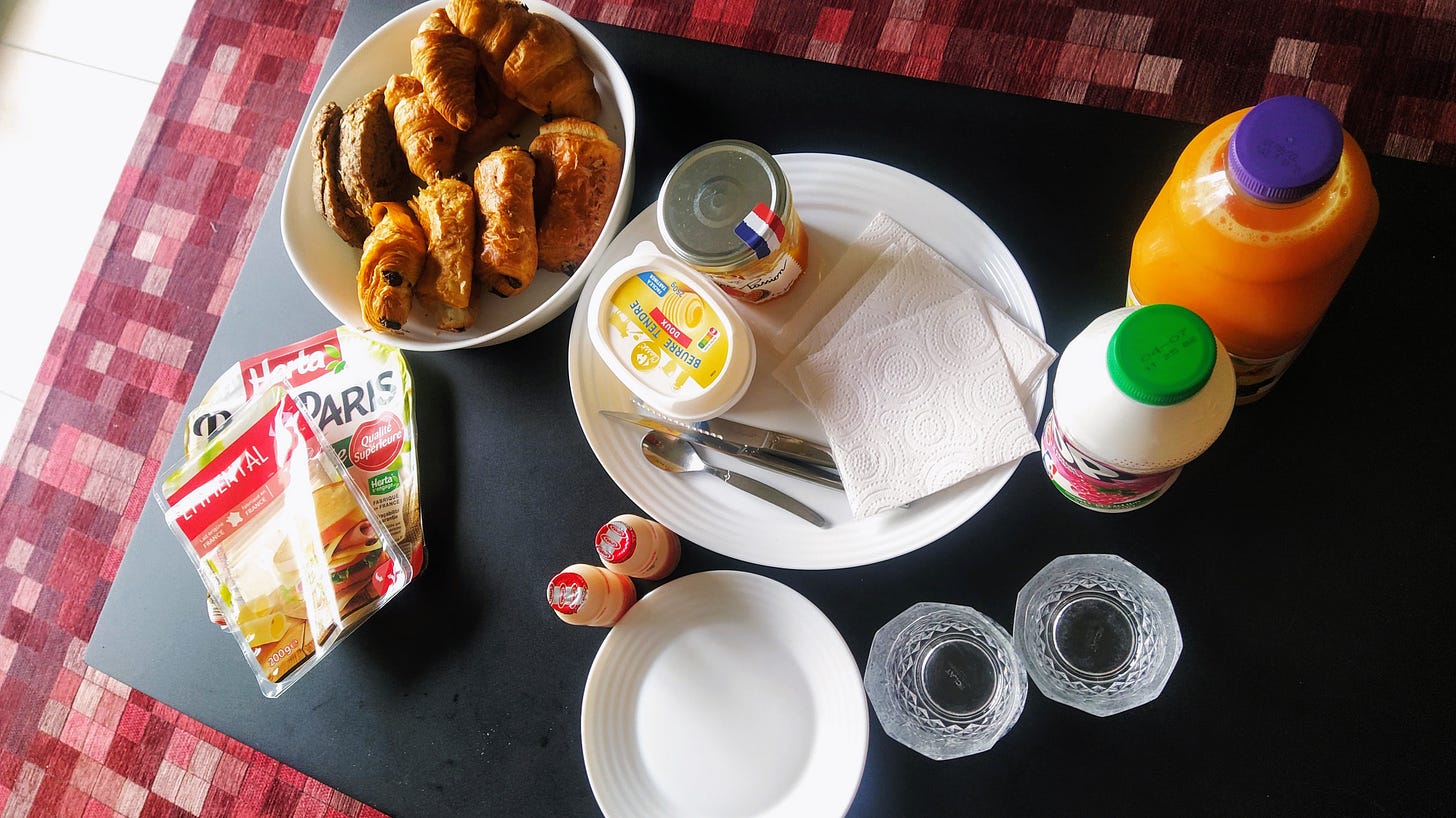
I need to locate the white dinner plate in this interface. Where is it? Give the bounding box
[279,0,636,350]
[581,571,867,818]
[567,153,1045,569]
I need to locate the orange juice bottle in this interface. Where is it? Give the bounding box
[1127,96,1378,403]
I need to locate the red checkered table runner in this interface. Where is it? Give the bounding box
[2,0,1451,815]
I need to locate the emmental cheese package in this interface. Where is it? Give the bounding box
[587,241,755,421]
[158,386,414,697]
[184,327,424,584]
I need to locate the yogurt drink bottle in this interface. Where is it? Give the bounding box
[1042,305,1235,512]
[1127,96,1378,403]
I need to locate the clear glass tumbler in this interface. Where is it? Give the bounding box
[864,602,1027,760]
[1013,554,1181,717]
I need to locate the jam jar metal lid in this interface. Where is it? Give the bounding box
[657,140,791,272]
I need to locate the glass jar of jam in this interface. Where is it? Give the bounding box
[657,140,809,304]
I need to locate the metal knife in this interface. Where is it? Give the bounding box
[601,411,844,491]
[627,397,838,471]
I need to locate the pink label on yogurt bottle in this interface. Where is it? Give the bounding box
[1040,410,1181,513]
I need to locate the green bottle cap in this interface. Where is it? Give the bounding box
[1106,305,1218,406]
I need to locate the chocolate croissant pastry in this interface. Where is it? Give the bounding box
[529,118,622,275]
[473,146,536,297]
[385,73,459,184]
[358,202,426,333]
[412,179,476,330]
[447,0,600,120]
[410,8,477,131]
[311,101,371,247]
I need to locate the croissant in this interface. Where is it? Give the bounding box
[410,8,477,131]
[459,67,528,159]
[385,73,459,183]
[473,146,537,296]
[529,118,622,274]
[503,14,600,119]
[358,202,426,333]
[446,0,600,120]
[412,179,477,331]
[447,0,529,75]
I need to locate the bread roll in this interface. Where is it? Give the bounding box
[338,87,409,224]
[311,101,371,247]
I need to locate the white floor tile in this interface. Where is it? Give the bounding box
[0,393,20,455]
[1,0,194,82]
[0,45,158,400]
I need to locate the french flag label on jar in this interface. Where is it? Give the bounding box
[734,203,785,259]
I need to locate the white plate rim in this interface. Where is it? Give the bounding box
[580,570,868,818]
[279,0,637,351]
[567,152,1047,570]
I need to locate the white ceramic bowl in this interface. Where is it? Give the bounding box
[280,0,636,350]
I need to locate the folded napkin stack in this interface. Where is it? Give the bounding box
[771,212,1055,518]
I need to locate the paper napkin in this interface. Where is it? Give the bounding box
[795,290,1038,517]
[772,212,1054,415]
[773,211,1055,517]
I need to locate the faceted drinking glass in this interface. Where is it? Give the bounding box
[864,602,1027,760]
[1013,554,1181,717]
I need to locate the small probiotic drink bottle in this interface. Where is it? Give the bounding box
[1041,304,1235,512]
[546,564,637,627]
[595,514,681,580]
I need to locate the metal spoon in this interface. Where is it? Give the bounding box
[641,432,829,528]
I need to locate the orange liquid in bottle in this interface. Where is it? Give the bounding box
[1128,100,1378,403]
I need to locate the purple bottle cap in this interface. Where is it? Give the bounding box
[1228,96,1344,204]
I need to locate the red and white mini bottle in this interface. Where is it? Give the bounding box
[547,564,637,627]
[1041,304,1235,512]
[595,514,681,580]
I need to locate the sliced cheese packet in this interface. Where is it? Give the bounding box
[186,327,425,592]
[158,386,414,697]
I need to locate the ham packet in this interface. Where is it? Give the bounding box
[185,327,425,595]
[158,386,415,696]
